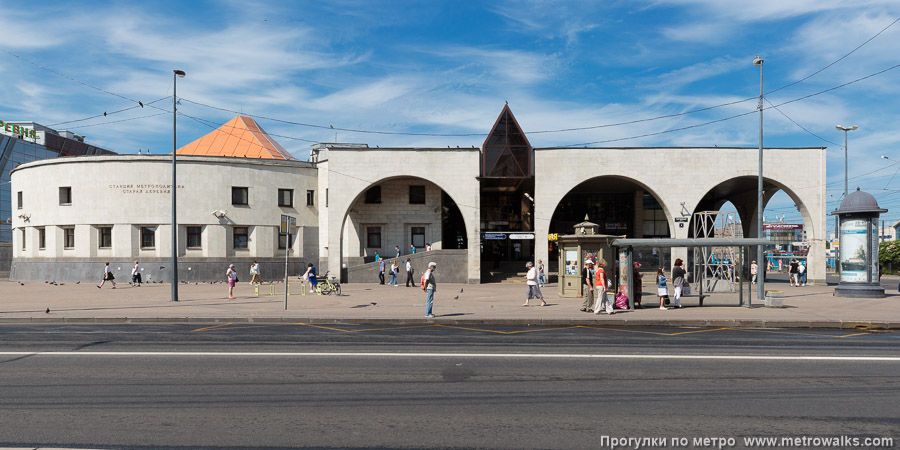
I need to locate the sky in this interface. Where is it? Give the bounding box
[2,0,900,235]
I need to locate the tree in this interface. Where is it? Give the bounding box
[879,241,900,273]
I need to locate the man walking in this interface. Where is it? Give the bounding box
[789,259,800,287]
[394,245,401,258]
[423,262,437,318]
[405,258,414,287]
[410,244,416,255]
[580,259,594,312]
[379,259,385,285]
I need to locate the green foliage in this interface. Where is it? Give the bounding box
[879,240,900,266]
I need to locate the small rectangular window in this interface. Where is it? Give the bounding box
[21,229,26,250]
[278,231,293,249]
[234,227,249,249]
[307,190,315,206]
[409,185,426,204]
[278,189,293,207]
[63,227,75,249]
[59,187,72,205]
[364,186,381,204]
[38,227,46,250]
[140,226,156,249]
[411,226,426,248]
[232,187,249,206]
[17,191,22,210]
[187,226,202,249]
[366,226,382,248]
[99,226,112,248]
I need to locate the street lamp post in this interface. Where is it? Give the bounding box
[754,55,765,302]
[172,69,186,302]
[836,125,858,197]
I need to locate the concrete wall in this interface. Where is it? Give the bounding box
[534,147,827,285]
[317,146,481,283]
[10,155,318,282]
[346,250,467,284]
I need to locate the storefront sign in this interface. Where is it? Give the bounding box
[764,223,803,230]
[605,222,627,230]
[483,233,506,240]
[0,120,37,139]
[509,233,534,240]
[674,217,689,222]
[548,233,558,241]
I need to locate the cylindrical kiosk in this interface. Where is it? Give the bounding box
[831,188,886,298]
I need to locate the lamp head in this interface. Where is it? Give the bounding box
[753,55,763,66]
[174,69,186,78]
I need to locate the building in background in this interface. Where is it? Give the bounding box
[1,120,116,242]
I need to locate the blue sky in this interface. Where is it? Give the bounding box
[2,0,900,234]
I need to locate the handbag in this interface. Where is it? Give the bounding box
[682,284,692,295]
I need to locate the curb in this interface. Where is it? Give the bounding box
[0,317,897,330]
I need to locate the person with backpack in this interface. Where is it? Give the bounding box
[378,259,385,285]
[522,261,546,307]
[388,260,398,286]
[422,262,437,318]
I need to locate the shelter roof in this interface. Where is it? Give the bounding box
[177,116,295,160]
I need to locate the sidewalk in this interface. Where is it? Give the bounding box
[0,277,897,329]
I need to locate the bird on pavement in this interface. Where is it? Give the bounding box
[459,288,464,293]
[76,281,80,284]
[45,308,50,314]
[453,295,459,300]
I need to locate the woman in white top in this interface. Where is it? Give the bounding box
[98,262,116,289]
[131,261,142,287]
[226,264,238,299]
[522,261,546,307]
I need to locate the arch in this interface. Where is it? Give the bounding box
[332,174,475,283]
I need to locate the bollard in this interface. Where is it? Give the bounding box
[764,290,784,308]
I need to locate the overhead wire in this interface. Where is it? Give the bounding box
[47,96,172,127]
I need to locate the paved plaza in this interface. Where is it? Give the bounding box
[0,274,898,329]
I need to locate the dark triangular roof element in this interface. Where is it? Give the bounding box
[481,104,532,178]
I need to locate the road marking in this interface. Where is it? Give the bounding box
[1,351,899,361]
[729,328,873,338]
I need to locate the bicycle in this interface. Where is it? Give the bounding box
[318,271,342,296]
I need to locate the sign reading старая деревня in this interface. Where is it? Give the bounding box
[0,120,37,139]
[109,184,185,194]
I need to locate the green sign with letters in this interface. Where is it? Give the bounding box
[0,120,37,139]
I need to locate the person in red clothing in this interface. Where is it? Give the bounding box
[593,259,613,315]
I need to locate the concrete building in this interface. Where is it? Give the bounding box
[9,106,829,285]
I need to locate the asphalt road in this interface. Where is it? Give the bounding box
[1,325,898,449]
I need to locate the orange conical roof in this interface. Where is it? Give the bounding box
[177,116,296,160]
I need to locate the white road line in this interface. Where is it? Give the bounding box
[1,351,899,361]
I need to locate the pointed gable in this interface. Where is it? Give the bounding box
[177,116,296,160]
[481,104,532,178]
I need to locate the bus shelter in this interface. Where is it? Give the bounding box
[610,238,772,309]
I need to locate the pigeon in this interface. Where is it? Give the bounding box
[138,101,144,108]
[45,281,49,283]
[45,308,50,314]
[453,296,459,300]
[59,283,64,286]
[371,302,377,306]
[76,281,80,284]
[459,288,464,293]
[19,282,24,286]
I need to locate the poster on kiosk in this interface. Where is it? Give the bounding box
[839,218,868,283]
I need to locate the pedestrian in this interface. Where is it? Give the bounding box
[750,260,758,284]
[789,259,799,287]
[374,251,380,262]
[522,261,546,307]
[580,259,595,312]
[657,267,669,310]
[410,244,416,255]
[394,245,401,258]
[405,258,414,287]
[798,261,806,287]
[425,242,431,252]
[632,262,643,308]
[672,258,686,309]
[97,262,116,289]
[389,260,398,286]
[226,264,237,299]
[513,242,521,260]
[250,261,262,285]
[303,263,318,294]
[537,259,546,287]
[379,259,386,285]
[130,260,142,287]
[423,262,437,317]
[594,258,614,314]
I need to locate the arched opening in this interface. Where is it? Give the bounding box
[338,176,469,282]
[547,176,672,270]
[690,176,813,282]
